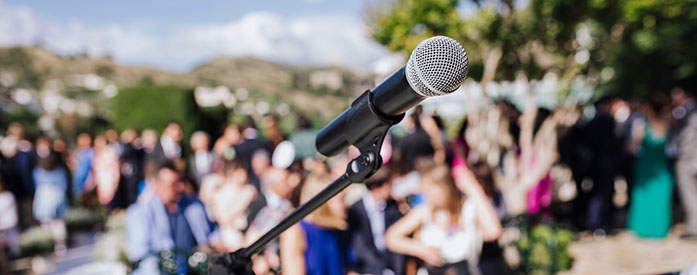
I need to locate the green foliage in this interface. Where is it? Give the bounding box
[511,215,574,274]
[111,85,229,149]
[602,0,697,97]
[0,47,44,89]
[367,0,697,97]
[19,226,55,257]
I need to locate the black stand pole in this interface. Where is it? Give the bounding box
[210,90,403,274]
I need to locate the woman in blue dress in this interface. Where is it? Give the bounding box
[280,173,352,275]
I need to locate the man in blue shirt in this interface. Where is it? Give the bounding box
[127,162,215,274]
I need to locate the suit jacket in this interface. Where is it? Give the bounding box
[126,195,215,275]
[347,198,405,275]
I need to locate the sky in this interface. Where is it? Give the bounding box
[0,0,399,72]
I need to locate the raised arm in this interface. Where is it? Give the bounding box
[385,205,442,266]
[453,165,503,242]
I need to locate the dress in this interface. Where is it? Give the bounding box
[627,125,674,238]
[299,220,351,275]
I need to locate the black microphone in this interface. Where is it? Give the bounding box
[316,36,470,156]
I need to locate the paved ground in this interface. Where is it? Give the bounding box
[563,230,697,274]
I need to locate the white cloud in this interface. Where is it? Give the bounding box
[0,1,389,72]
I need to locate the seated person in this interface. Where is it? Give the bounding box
[127,162,216,275]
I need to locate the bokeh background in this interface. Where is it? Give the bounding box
[1,0,697,274]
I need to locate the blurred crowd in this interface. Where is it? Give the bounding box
[0,85,696,275]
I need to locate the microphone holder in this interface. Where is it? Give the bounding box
[210,90,404,275]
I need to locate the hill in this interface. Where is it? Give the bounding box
[0,46,375,115]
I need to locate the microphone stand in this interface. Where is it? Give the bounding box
[210,90,404,275]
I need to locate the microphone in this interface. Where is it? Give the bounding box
[316,36,469,156]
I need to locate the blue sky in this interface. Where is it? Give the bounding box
[0,0,396,72]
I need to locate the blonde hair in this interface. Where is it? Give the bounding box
[422,164,463,222]
[301,173,347,230]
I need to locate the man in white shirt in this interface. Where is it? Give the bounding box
[347,168,405,275]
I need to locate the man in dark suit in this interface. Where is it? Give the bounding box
[348,168,405,275]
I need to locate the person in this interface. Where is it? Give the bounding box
[670,86,697,238]
[347,167,405,275]
[280,173,352,275]
[119,129,144,207]
[152,122,185,164]
[32,150,69,255]
[0,124,35,229]
[244,167,297,274]
[140,129,160,167]
[126,162,216,275]
[385,164,502,275]
[585,96,620,232]
[468,162,507,275]
[71,133,94,199]
[92,135,120,209]
[212,161,257,252]
[627,95,674,238]
[0,178,20,272]
[188,131,215,189]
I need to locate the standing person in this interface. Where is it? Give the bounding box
[92,135,120,210]
[386,165,502,275]
[0,178,20,270]
[32,152,69,255]
[0,124,35,229]
[585,96,619,233]
[347,168,405,275]
[72,133,94,199]
[627,95,674,238]
[189,131,215,189]
[120,129,144,207]
[141,129,160,167]
[670,86,697,238]
[153,122,184,164]
[126,162,216,275]
[280,173,352,275]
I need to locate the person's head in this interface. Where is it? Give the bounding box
[105,129,119,143]
[35,136,51,159]
[155,162,185,205]
[7,123,24,139]
[94,135,107,152]
[190,131,210,152]
[52,139,66,154]
[643,93,671,118]
[222,123,241,145]
[163,122,183,142]
[141,129,158,150]
[671,86,691,106]
[364,167,393,202]
[421,165,463,220]
[77,133,92,149]
[120,128,138,144]
[261,167,293,199]
[302,173,346,230]
[251,149,271,176]
[223,160,248,186]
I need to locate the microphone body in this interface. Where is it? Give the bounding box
[315,36,469,157]
[316,67,423,156]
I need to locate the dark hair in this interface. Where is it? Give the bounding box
[364,167,392,190]
[157,161,178,175]
[647,93,670,115]
[223,160,247,176]
[470,161,496,200]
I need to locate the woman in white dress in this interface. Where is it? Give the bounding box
[385,164,502,274]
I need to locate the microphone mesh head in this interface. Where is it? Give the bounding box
[406,36,469,97]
